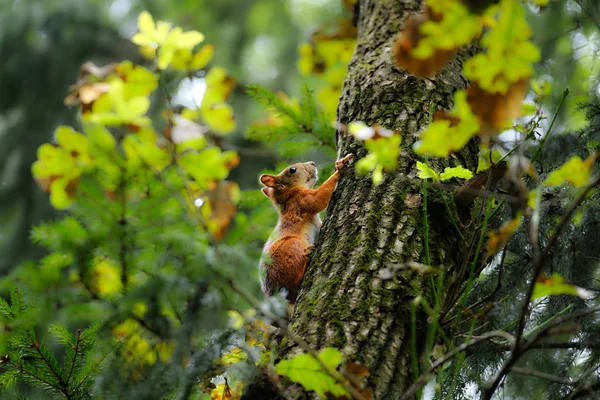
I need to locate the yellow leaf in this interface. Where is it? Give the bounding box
[113,61,158,98]
[132,302,147,318]
[545,155,596,188]
[532,273,593,300]
[414,91,479,157]
[85,124,116,151]
[190,44,215,70]
[297,43,315,75]
[48,176,78,209]
[122,128,170,172]
[132,11,171,48]
[172,48,195,71]
[89,258,122,296]
[228,310,244,329]
[202,103,235,134]
[275,348,349,399]
[137,11,155,37]
[178,30,205,48]
[203,67,235,106]
[477,147,503,172]
[156,341,175,362]
[316,85,341,119]
[85,79,151,127]
[139,45,156,60]
[211,383,242,400]
[439,166,473,181]
[464,0,540,93]
[487,213,522,256]
[219,347,247,366]
[416,161,439,181]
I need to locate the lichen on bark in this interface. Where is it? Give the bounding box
[279,0,481,398]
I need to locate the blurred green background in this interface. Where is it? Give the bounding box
[1,0,599,274]
[0,0,348,273]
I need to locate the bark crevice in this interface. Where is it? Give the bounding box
[282,0,481,397]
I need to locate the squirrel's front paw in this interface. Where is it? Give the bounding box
[335,153,356,172]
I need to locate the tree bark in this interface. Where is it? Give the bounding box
[282,1,480,398]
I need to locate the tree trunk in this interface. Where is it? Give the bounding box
[282,1,480,398]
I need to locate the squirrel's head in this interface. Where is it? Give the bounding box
[260,161,318,198]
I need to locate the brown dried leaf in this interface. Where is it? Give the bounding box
[393,11,456,77]
[343,362,369,388]
[205,181,240,241]
[64,62,117,107]
[487,213,522,256]
[467,80,529,141]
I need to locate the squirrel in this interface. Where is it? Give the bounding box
[258,154,355,303]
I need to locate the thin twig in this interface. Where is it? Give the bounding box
[400,331,516,400]
[530,88,569,163]
[510,366,575,385]
[484,304,600,399]
[209,265,367,400]
[484,175,600,399]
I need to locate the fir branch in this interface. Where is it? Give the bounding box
[26,329,66,389]
[70,348,112,398]
[246,84,336,152]
[484,175,600,399]
[10,363,64,395]
[510,367,576,385]
[66,330,82,385]
[247,85,301,123]
[400,331,517,400]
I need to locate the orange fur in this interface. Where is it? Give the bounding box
[259,155,354,303]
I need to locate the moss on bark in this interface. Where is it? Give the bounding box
[278,1,481,398]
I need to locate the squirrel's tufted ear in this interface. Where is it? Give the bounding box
[261,187,275,198]
[260,174,277,187]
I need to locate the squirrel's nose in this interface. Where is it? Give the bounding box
[308,161,316,167]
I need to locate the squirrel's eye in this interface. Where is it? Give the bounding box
[289,167,297,174]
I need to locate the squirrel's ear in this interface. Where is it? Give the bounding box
[260,174,277,187]
[261,187,275,198]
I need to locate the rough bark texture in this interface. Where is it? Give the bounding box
[281,1,480,398]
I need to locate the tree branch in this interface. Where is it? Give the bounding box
[400,331,516,400]
[510,366,575,385]
[484,175,600,399]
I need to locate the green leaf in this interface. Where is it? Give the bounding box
[113,61,158,98]
[411,1,482,59]
[439,166,473,181]
[544,155,596,188]
[464,0,540,93]
[532,273,593,300]
[477,148,503,172]
[355,135,401,184]
[275,347,349,398]
[122,128,170,172]
[84,79,151,127]
[416,161,438,181]
[85,124,116,151]
[414,91,479,157]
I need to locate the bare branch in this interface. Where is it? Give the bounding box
[510,366,575,385]
[400,331,516,400]
[484,175,600,399]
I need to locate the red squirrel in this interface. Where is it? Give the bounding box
[259,154,354,303]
